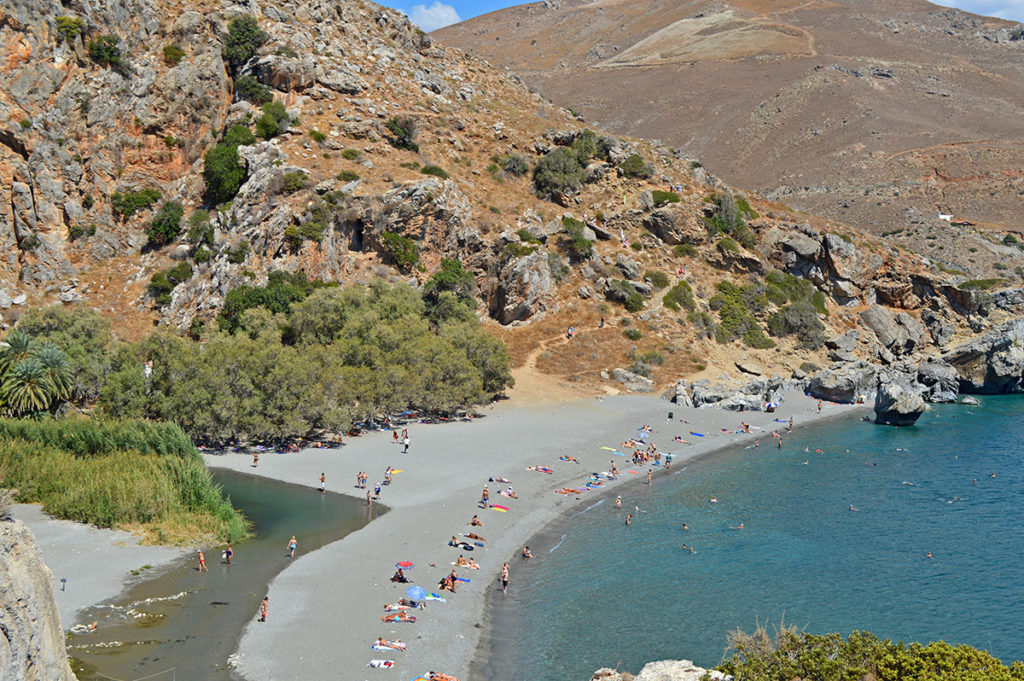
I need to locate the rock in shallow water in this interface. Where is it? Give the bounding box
[874,379,926,426]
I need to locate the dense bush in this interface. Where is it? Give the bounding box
[673,243,698,257]
[224,15,268,74]
[624,328,642,341]
[651,190,680,206]
[255,101,293,139]
[662,280,695,312]
[710,280,775,348]
[281,171,309,194]
[501,154,530,177]
[644,270,670,289]
[226,240,250,264]
[148,262,193,307]
[308,128,327,144]
[533,147,587,198]
[619,153,653,179]
[380,231,420,272]
[0,418,247,543]
[718,627,1024,681]
[341,148,362,161]
[624,291,645,313]
[163,44,186,66]
[384,116,419,152]
[88,35,122,68]
[421,164,450,179]
[56,16,84,43]
[111,188,161,219]
[14,307,113,404]
[218,271,333,332]
[203,124,255,205]
[768,300,825,348]
[186,210,214,246]
[336,169,360,182]
[561,216,594,260]
[146,201,184,246]
[234,75,272,104]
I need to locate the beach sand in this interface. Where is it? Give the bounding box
[208,390,859,681]
[12,504,187,628]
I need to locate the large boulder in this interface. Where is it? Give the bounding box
[874,379,927,426]
[691,380,732,406]
[807,361,879,403]
[615,253,641,280]
[860,305,924,356]
[666,380,693,407]
[916,357,960,403]
[642,205,704,245]
[490,250,554,324]
[943,318,1024,393]
[611,368,654,392]
[635,659,727,681]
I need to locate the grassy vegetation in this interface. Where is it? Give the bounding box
[960,278,1005,290]
[0,418,247,544]
[644,270,670,289]
[662,280,695,312]
[651,190,680,207]
[719,625,1024,681]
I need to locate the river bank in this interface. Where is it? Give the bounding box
[207,390,856,680]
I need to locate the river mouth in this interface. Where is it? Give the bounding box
[68,469,380,681]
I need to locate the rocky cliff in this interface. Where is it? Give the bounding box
[0,503,76,681]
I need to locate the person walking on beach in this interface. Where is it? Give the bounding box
[258,597,268,622]
[224,544,233,565]
[647,469,653,486]
[366,490,372,507]
[197,550,208,572]
[818,400,822,414]
[403,436,410,453]
[319,473,326,493]
[481,485,490,507]
[788,417,793,432]
[252,451,259,468]
[287,536,297,559]
[393,429,399,444]
[500,562,510,594]
[610,461,618,478]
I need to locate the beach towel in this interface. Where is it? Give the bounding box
[455,577,470,583]
[690,432,705,437]
[409,677,430,681]
[368,659,395,668]
[426,593,446,602]
[489,504,509,511]
[372,642,407,652]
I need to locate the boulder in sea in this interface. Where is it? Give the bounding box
[591,659,726,681]
[874,379,926,426]
[961,395,980,405]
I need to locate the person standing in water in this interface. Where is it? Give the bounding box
[616,496,622,510]
[319,473,326,493]
[500,562,510,594]
[224,544,233,565]
[197,549,208,572]
[287,536,297,559]
[258,597,268,622]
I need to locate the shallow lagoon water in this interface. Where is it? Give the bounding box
[482,397,1024,679]
[69,469,377,681]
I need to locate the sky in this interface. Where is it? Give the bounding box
[378,0,1024,32]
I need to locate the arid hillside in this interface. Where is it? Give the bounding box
[436,0,1024,279]
[1,0,1021,402]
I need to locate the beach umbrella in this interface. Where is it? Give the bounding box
[405,586,427,600]
[765,402,779,409]
[395,561,414,570]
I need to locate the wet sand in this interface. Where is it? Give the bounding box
[209,391,857,680]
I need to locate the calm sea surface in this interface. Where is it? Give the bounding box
[482,397,1024,680]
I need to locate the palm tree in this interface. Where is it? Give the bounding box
[0,358,55,415]
[34,343,73,402]
[0,329,35,378]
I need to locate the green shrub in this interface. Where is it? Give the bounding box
[619,153,653,179]
[192,248,213,264]
[570,130,598,164]
[217,271,333,332]
[624,328,642,341]
[224,16,268,74]
[644,270,669,289]
[651,190,680,207]
[341,148,362,161]
[561,216,593,260]
[56,16,84,43]
[81,195,94,209]
[638,350,664,366]
[284,226,303,250]
[421,164,449,179]
[308,128,327,144]
[501,154,530,177]
[146,201,184,246]
[163,44,186,66]
[710,280,774,348]
[960,278,1005,290]
[336,169,360,182]
[234,75,272,104]
[517,228,540,244]
[768,300,825,348]
[68,225,84,241]
[87,35,122,68]
[281,171,309,194]
[226,240,250,264]
[148,262,193,307]
[223,123,256,147]
[186,210,214,246]
[501,243,537,260]
[673,243,698,257]
[111,188,161,219]
[401,161,421,170]
[718,236,739,253]
[533,147,586,198]
[624,291,645,313]
[275,45,299,58]
[19,118,31,130]
[663,280,695,312]
[380,231,419,272]
[1003,234,1020,247]
[255,101,293,139]
[203,124,254,205]
[384,116,419,152]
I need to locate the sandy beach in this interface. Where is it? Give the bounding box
[12,504,187,629]
[205,390,860,681]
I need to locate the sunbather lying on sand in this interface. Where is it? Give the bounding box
[467,558,480,569]
[428,674,459,681]
[559,456,580,463]
[465,532,486,541]
[489,477,511,483]
[381,611,417,623]
[375,637,407,651]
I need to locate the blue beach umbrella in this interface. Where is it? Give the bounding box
[405,585,427,600]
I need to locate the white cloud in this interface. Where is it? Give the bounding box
[932,0,1024,21]
[407,2,461,31]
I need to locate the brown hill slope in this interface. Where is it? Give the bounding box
[0,0,1019,399]
[435,0,1024,279]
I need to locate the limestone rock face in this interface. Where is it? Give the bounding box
[611,367,654,392]
[874,378,927,426]
[860,305,924,357]
[807,361,879,403]
[591,660,726,681]
[943,319,1024,393]
[642,204,704,245]
[916,356,960,403]
[491,250,553,324]
[0,518,76,681]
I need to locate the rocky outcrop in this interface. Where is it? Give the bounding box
[874,378,926,426]
[642,204,704,245]
[0,516,76,681]
[491,250,554,324]
[807,361,878,403]
[860,305,925,357]
[916,356,959,403]
[943,318,1024,393]
[611,368,654,392]
[592,659,725,681]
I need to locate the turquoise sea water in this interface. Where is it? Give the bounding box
[481,397,1024,680]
